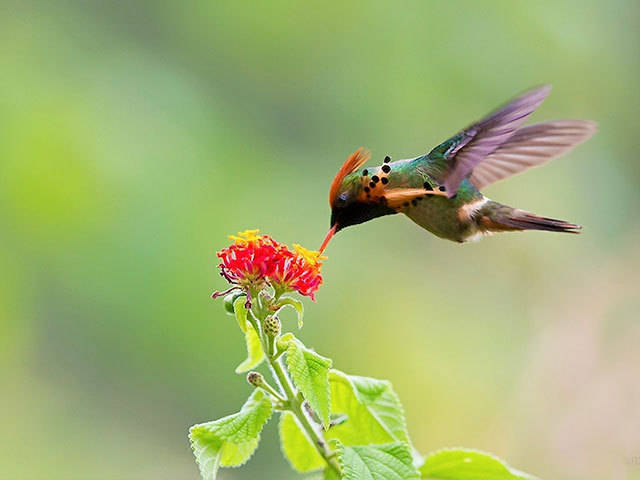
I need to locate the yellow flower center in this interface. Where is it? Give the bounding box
[293,244,327,267]
[228,229,262,245]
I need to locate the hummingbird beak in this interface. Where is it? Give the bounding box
[319,224,338,254]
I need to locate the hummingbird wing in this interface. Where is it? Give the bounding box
[427,85,551,197]
[468,120,597,190]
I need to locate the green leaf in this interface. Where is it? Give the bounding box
[233,297,248,333]
[232,294,264,374]
[286,339,332,427]
[419,449,537,480]
[335,440,420,480]
[224,292,245,316]
[279,412,326,472]
[277,296,304,328]
[235,323,265,373]
[323,467,342,480]
[349,375,410,444]
[326,370,408,446]
[189,390,273,480]
[276,332,296,351]
[190,434,223,480]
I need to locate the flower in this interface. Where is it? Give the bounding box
[216,229,324,300]
[228,229,261,245]
[292,244,327,267]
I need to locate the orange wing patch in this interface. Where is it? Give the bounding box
[329,148,370,207]
[383,187,447,209]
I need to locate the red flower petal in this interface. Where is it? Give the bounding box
[216,230,324,300]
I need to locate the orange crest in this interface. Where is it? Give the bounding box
[329,148,370,207]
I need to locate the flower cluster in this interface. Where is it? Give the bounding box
[216,230,325,300]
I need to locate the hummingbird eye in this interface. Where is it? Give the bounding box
[336,192,349,206]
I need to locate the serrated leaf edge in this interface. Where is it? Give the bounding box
[188,391,273,479]
[334,440,420,480]
[189,427,222,480]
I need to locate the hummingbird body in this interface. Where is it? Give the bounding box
[404,178,484,243]
[340,157,485,242]
[321,86,596,251]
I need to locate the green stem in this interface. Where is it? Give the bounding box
[257,378,287,404]
[249,307,341,475]
[268,355,341,474]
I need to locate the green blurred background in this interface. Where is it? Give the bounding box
[1,1,639,479]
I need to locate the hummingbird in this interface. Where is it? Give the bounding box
[319,85,596,252]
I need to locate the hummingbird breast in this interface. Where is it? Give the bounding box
[403,179,486,243]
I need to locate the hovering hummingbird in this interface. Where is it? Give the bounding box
[319,85,596,252]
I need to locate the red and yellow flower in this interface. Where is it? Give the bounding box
[216,230,325,300]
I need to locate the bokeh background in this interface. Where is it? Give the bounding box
[2,1,639,479]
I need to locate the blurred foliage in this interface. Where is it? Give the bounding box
[1,1,639,479]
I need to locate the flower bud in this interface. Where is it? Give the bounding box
[246,371,265,388]
[223,291,245,315]
[263,315,281,338]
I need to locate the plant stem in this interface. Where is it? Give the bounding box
[249,308,341,475]
[267,355,341,474]
[257,379,287,404]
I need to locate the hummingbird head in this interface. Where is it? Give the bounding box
[319,148,395,253]
[330,190,395,232]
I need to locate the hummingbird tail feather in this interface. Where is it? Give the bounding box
[478,202,582,234]
[499,211,582,233]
